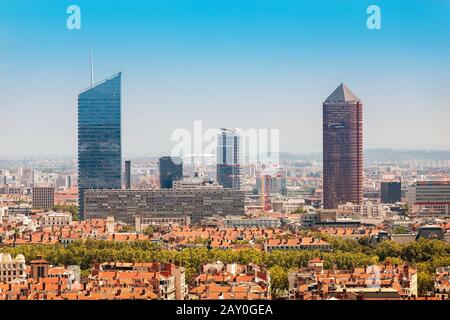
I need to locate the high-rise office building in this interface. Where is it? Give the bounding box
[381,181,401,204]
[78,73,122,220]
[159,156,183,189]
[32,186,55,210]
[124,160,131,189]
[216,128,242,190]
[323,83,363,209]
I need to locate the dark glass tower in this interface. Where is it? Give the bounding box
[216,128,242,190]
[323,83,363,209]
[381,181,401,203]
[78,73,122,220]
[159,156,183,189]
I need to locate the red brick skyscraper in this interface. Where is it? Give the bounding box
[323,83,363,209]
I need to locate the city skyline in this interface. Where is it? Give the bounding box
[1,0,450,307]
[1,0,450,156]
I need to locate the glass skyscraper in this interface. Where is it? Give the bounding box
[78,73,122,220]
[159,156,183,189]
[216,128,242,190]
[381,181,402,204]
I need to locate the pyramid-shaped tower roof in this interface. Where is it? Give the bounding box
[325,83,359,103]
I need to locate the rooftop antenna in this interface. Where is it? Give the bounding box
[90,43,94,87]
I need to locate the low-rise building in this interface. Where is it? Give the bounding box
[288,259,418,300]
[337,202,388,218]
[92,262,186,300]
[264,237,331,252]
[0,260,187,300]
[189,262,270,300]
[36,210,72,228]
[0,253,26,283]
[223,216,281,228]
[271,196,305,214]
[135,214,191,232]
[434,266,450,300]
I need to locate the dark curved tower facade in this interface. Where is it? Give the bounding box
[323,83,363,209]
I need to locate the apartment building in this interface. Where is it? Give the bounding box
[36,210,72,228]
[264,238,332,252]
[337,202,388,218]
[271,196,305,214]
[288,259,418,300]
[223,216,281,228]
[189,262,270,300]
[0,253,26,283]
[434,267,450,300]
[407,181,450,216]
[96,262,187,300]
[32,187,55,210]
[135,214,191,232]
[1,259,186,300]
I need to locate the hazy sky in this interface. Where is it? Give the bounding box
[1,0,449,156]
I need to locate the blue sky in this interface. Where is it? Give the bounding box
[0,0,449,156]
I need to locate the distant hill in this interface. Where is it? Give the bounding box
[364,149,450,163]
[280,149,450,162]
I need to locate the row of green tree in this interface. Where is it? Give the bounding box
[1,237,449,297]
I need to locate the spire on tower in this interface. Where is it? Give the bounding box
[90,44,94,88]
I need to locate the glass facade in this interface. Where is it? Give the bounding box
[381,182,401,204]
[78,73,122,219]
[159,156,183,189]
[216,128,242,190]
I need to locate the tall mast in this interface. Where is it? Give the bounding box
[90,44,94,87]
